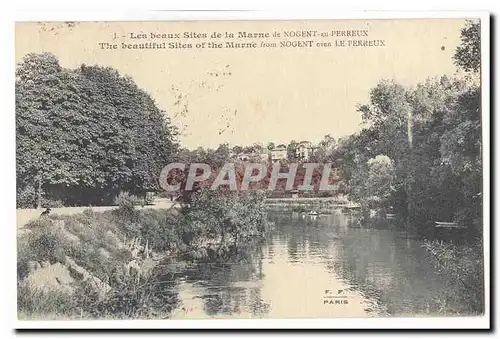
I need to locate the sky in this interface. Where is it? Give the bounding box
[15,19,467,149]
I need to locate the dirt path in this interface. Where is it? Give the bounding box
[16,198,176,229]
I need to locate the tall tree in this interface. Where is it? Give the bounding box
[16,53,178,207]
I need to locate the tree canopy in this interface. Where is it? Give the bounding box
[16,53,178,207]
[453,20,481,73]
[337,20,482,232]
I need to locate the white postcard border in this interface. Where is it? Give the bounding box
[10,10,491,330]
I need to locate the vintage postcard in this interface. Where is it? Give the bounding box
[14,12,490,329]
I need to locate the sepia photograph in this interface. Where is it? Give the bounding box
[13,12,490,329]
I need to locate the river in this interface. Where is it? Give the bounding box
[169,209,464,319]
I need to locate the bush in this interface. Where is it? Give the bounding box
[144,192,155,205]
[65,263,179,319]
[115,191,141,208]
[422,239,484,315]
[113,192,141,227]
[137,209,181,252]
[18,268,178,320]
[40,198,65,208]
[175,189,272,260]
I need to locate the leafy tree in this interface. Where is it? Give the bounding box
[312,134,336,162]
[453,20,481,73]
[176,189,271,260]
[232,145,243,154]
[245,143,264,154]
[16,53,178,207]
[364,155,395,208]
[286,140,298,160]
[344,72,481,231]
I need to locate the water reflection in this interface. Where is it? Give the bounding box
[170,210,466,319]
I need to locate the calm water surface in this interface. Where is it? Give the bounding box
[170,210,460,319]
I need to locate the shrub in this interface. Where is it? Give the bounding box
[18,269,179,320]
[115,191,141,208]
[113,192,141,225]
[176,189,272,260]
[144,192,155,205]
[40,198,65,208]
[73,269,178,319]
[422,239,484,315]
[137,209,181,252]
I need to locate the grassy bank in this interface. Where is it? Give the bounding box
[17,208,178,319]
[17,190,272,319]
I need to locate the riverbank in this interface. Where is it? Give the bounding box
[166,211,480,318]
[17,190,272,319]
[17,208,176,319]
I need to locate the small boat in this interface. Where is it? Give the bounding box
[343,202,361,210]
[308,211,319,216]
[341,202,361,214]
[434,221,466,229]
[386,213,397,219]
